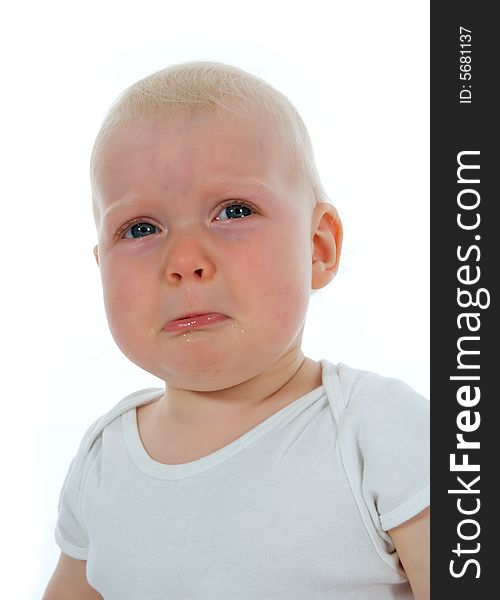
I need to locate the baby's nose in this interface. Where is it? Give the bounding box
[163,233,216,284]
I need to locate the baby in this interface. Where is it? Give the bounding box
[43,61,429,600]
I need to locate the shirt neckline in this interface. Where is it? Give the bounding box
[122,359,333,480]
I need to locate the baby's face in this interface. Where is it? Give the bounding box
[92,109,317,391]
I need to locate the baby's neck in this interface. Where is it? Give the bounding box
[136,355,323,465]
[153,354,322,428]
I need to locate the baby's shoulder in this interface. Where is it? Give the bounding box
[331,363,429,488]
[72,387,164,466]
[56,387,164,527]
[332,362,429,424]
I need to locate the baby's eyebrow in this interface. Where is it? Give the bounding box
[213,178,278,196]
[102,195,146,227]
[102,179,278,224]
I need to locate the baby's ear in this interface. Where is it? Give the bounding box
[310,202,343,290]
[93,245,99,266]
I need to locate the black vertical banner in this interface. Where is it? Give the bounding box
[431,2,498,597]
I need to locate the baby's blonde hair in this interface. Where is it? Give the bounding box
[90,60,332,225]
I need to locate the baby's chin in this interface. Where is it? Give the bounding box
[160,349,272,391]
[112,310,306,390]
[128,342,283,393]
[149,361,261,393]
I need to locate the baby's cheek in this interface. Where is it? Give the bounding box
[276,280,308,329]
[254,261,309,332]
[276,249,311,323]
[101,266,147,339]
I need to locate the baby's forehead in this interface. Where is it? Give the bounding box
[93,110,291,196]
[102,108,280,152]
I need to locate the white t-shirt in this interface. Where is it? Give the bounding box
[55,359,429,599]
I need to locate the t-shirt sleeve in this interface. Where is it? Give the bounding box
[338,369,430,533]
[54,454,89,559]
[357,376,429,531]
[54,418,100,560]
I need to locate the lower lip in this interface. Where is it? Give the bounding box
[162,313,229,333]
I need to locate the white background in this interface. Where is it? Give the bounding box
[0,1,429,597]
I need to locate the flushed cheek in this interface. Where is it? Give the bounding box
[101,262,157,340]
[238,251,309,333]
[271,279,309,334]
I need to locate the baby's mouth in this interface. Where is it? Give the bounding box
[162,313,229,333]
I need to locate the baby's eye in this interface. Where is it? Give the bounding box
[215,202,254,221]
[122,221,161,239]
[119,201,256,239]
